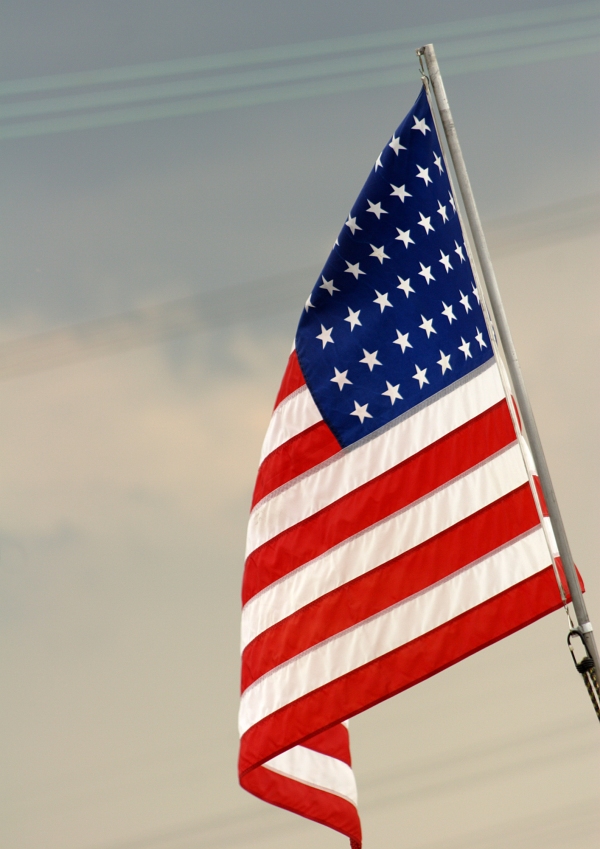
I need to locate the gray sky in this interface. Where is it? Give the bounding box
[1,3,598,848]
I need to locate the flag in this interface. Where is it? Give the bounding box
[238,85,572,847]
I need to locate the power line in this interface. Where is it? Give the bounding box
[0,2,595,97]
[0,4,597,140]
[0,18,597,123]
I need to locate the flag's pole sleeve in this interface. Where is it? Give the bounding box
[418,43,600,675]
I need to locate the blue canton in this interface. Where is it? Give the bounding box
[295,86,493,449]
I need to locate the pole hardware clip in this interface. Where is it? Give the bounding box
[568,629,594,674]
[567,629,600,722]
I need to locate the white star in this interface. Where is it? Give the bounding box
[345,215,362,235]
[345,260,365,279]
[382,381,403,404]
[304,295,315,312]
[412,115,431,135]
[418,212,435,234]
[419,315,436,338]
[459,290,472,313]
[433,152,444,174]
[418,262,435,284]
[416,165,432,186]
[370,244,390,264]
[395,228,414,248]
[397,276,414,297]
[374,153,383,170]
[454,241,465,262]
[458,337,472,359]
[366,199,388,219]
[319,276,339,296]
[373,289,392,311]
[441,301,456,323]
[413,364,429,388]
[388,134,406,154]
[472,284,481,304]
[331,367,352,390]
[437,200,449,223]
[437,350,452,374]
[439,250,453,272]
[475,327,488,349]
[350,400,372,423]
[390,183,412,202]
[417,165,433,186]
[449,191,456,213]
[316,324,334,347]
[344,306,362,330]
[360,348,382,371]
[393,329,412,352]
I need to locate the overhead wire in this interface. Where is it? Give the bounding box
[0,17,597,123]
[0,3,597,139]
[0,2,595,97]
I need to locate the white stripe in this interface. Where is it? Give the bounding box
[519,438,559,554]
[241,443,528,649]
[259,385,322,463]
[262,745,358,806]
[247,363,504,556]
[239,527,550,734]
[543,516,559,557]
[520,438,535,475]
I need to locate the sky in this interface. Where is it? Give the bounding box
[0,2,599,848]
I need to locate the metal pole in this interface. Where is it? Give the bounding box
[418,43,600,675]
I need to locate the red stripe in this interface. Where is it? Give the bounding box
[532,475,549,515]
[240,763,361,848]
[239,565,565,774]
[252,420,340,508]
[273,350,306,409]
[511,395,522,431]
[243,399,516,604]
[298,723,351,765]
[522,486,583,598]
[241,484,539,690]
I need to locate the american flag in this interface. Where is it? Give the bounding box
[238,86,569,847]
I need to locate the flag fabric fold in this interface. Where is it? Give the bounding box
[238,84,570,847]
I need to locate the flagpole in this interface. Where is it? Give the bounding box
[417,43,600,676]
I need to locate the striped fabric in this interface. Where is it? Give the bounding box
[239,350,571,846]
[238,87,571,847]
